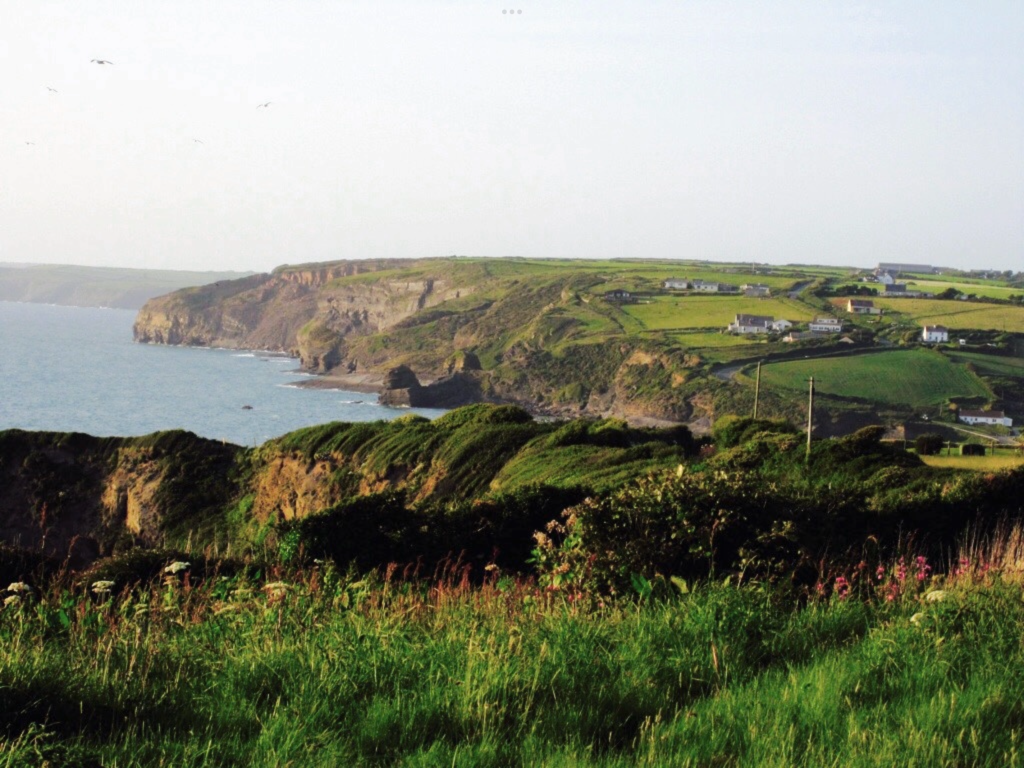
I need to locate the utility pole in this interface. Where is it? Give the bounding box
[806,376,815,462]
[753,361,762,419]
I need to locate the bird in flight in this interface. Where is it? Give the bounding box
[24,142,35,146]
[193,139,204,144]
[257,102,272,108]
[91,59,114,65]
[46,86,58,93]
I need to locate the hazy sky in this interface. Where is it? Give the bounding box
[2,1,1021,273]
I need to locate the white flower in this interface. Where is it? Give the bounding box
[3,595,21,607]
[91,580,116,595]
[910,612,925,625]
[163,561,191,575]
[924,589,947,603]
[6,582,31,594]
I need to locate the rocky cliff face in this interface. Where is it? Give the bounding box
[134,258,712,425]
[0,431,244,566]
[134,259,474,370]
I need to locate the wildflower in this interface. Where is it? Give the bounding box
[876,564,885,581]
[3,595,21,607]
[910,612,925,625]
[91,580,115,595]
[924,589,947,603]
[915,556,932,582]
[484,564,499,573]
[163,561,190,575]
[834,575,850,600]
[6,582,31,594]
[896,557,907,583]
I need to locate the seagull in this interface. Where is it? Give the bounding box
[90,59,114,65]
[193,138,204,144]
[47,86,58,93]
[256,102,271,108]
[24,141,35,145]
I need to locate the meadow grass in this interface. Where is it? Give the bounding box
[2,540,1024,767]
[901,278,1018,300]
[946,351,1024,377]
[919,453,1024,471]
[671,331,762,348]
[758,349,991,406]
[873,298,1024,332]
[623,295,816,332]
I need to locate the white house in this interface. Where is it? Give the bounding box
[847,299,881,315]
[875,271,896,285]
[959,409,1013,427]
[742,283,771,297]
[663,278,690,290]
[808,317,843,333]
[922,325,949,343]
[727,314,774,334]
[771,319,793,331]
[693,280,739,293]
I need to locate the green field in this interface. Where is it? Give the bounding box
[671,331,764,348]
[758,349,992,406]
[902,278,1019,300]
[623,295,816,331]
[920,453,1024,471]
[873,299,1024,332]
[946,351,1024,377]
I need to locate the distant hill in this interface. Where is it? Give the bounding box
[133,256,1024,430]
[0,263,256,310]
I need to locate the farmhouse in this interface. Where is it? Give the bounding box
[726,315,792,335]
[603,289,632,302]
[808,317,843,333]
[959,410,1013,428]
[693,280,739,293]
[922,325,949,343]
[728,314,773,334]
[875,271,896,285]
[662,278,690,290]
[846,299,881,315]
[742,283,771,297]
[885,284,933,299]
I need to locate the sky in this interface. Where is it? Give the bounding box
[1,1,1021,273]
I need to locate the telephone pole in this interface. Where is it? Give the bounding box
[806,376,815,462]
[752,361,762,419]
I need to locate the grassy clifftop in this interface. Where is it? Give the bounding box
[132,257,1024,427]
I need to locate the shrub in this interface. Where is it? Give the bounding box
[915,433,945,456]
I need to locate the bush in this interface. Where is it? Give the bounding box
[915,433,945,456]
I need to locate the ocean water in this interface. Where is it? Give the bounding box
[0,301,445,445]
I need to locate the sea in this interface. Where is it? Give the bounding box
[0,301,445,446]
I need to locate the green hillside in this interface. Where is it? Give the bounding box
[757,349,992,407]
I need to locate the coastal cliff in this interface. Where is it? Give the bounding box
[134,258,708,423]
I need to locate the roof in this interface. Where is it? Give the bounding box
[734,314,773,325]
[923,325,948,332]
[811,317,841,324]
[848,299,874,307]
[960,409,1005,418]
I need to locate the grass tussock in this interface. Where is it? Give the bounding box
[2,533,1024,767]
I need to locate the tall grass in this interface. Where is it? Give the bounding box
[2,535,1023,766]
